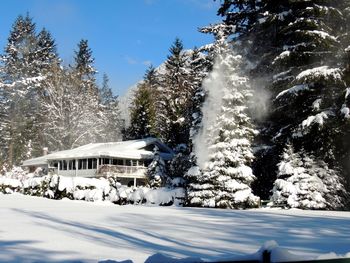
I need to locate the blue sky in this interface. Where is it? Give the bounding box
[0,0,221,95]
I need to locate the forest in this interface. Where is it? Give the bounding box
[1,0,350,210]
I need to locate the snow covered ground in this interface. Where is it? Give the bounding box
[0,193,349,263]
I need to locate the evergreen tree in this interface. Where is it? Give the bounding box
[69,39,105,146]
[146,146,167,188]
[215,0,350,200]
[272,144,349,210]
[155,38,192,148]
[99,73,113,105]
[127,65,157,139]
[188,47,209,145]
[98,74,123,142]
[217,0,261,36]
[0,14,44,166]
[186,43,259,208]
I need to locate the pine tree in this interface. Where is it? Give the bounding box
[98,74,123,142]
[127,65,157,139]
[272,144,349,210]
[69,39,105,146]
[217,0,261,36]
[0,14,44,167]
[188,47,209,145]
[146,146,167,188]
[99,73,113,105]
[186,42,259,208]
[155,38,192,148]
[215,1,350,200]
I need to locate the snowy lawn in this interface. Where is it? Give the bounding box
[0,193,350,263]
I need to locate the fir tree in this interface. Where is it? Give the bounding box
[146,146,167,188]
[272,144,349,210]
[155,38,192,148]
[98,74,123,142]
[0,14,44,166]
[127,65,157,139]
[186,43,259,209]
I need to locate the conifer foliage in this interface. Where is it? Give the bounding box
[215,0,350,209]
[272,144,349,210]
[186,35,259,208]
[127,66,157,139]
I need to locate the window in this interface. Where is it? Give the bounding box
[125,160,132,166]
[62,160,67,170]
[68,160,76,170]
[88,159,93,169]
[138,160,144,167]
[112,159,118,165]
[117,159,124,166]
[78,159,87,170]
[132,160,138,166]
[92,159,97,169]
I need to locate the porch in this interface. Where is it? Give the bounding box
[49,157,149,187]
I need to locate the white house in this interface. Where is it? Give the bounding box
[22,138,174,187]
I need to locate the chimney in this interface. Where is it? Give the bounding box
[43,147,48,156]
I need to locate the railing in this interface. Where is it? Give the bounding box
[97,164,147,178]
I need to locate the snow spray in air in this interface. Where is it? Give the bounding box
[193,53,227,170]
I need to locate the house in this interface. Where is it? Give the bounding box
[22,138,174,187]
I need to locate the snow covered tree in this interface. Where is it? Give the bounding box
[98,74,123,142]
[188,47,209,145]
[0,14,47,166]
[127,65,157,139]
[214,1,350,200]
[67,39,105,146]
[99,73,113,105]
[272,144,349,210]
[217,0,261,37]
[155,38,192,148]
[186,41,259,208]
[146,146,167,188]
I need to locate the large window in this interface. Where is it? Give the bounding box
[78,159,87,170]
[87,159,97,169]
[67,160,75,170]
[99,158,111,165]
[61,160,67,170]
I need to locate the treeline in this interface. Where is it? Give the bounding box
[0,14,123,168]
[127,0,350,210]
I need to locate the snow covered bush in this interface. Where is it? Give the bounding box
[56,176,111,201]
[0,176,22,194]
[118,186,185,206]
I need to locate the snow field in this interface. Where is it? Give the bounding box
[0,194,350,262]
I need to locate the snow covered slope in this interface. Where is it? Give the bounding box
[0,194,349,263]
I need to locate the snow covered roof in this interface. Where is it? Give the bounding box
[22,138,174,167]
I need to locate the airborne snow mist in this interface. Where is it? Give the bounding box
[193,55,226,170]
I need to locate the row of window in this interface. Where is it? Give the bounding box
[52,158,148,171]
